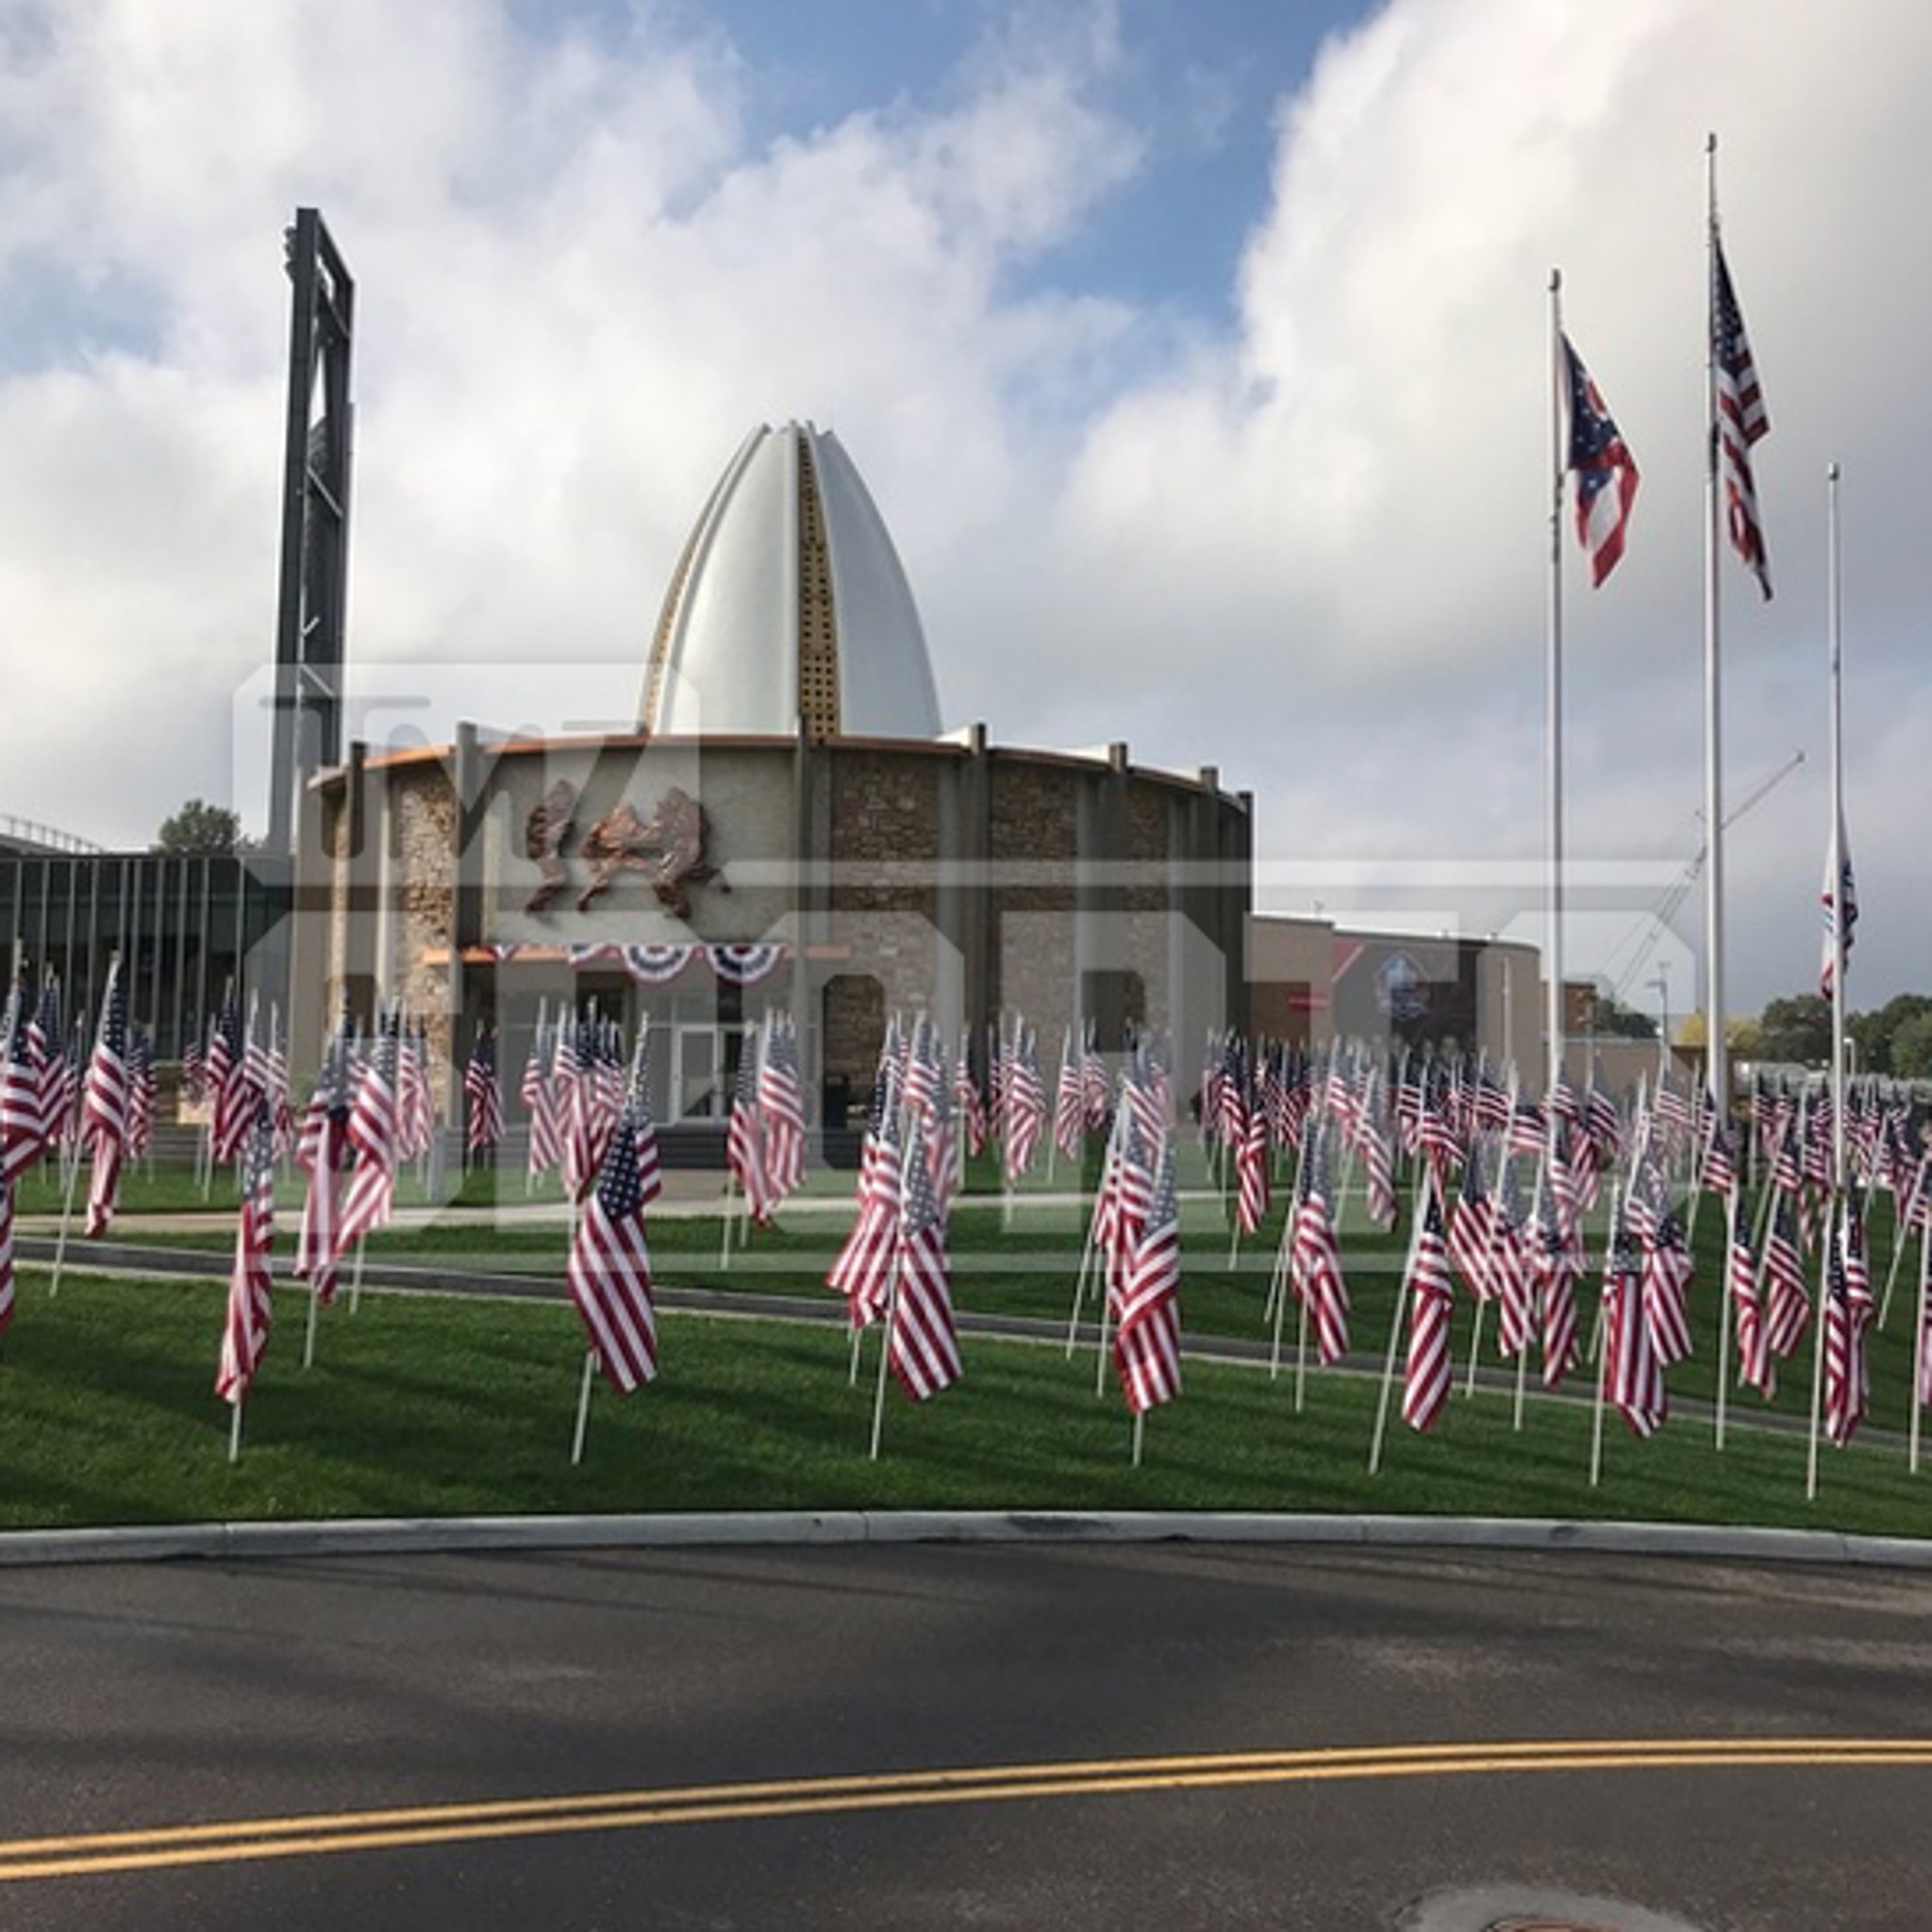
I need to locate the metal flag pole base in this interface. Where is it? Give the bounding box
[227,1397,245,1465]
[348,1234,367,1315]
[48,1156,84,1298]
[302,1284,323,1369]
[570,1349,597,1465]
[848,1319,866,1388]
[1131,1410,1145,1469]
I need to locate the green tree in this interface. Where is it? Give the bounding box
[153,799,248,856]
[1754,993,1832,1067]
[1588,990,1657,1041]
[1850,994,1932,1076]
[1890,1011,1932,1080]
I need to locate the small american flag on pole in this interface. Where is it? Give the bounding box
[889,1128,961,1402]
[1400,1181,1456,1432]
[464,1026,505,1159]
[80,958,131,1239]
[215,1108,277,1407]
[1113,1141,1182,1415]
[567,1109,660,1392]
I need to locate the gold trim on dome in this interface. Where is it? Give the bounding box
[793,426,841,740]
[641,463,730,732]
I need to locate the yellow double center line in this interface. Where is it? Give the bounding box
[6,1738,1928,1883]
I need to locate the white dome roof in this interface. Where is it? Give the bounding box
[639,422,942,740]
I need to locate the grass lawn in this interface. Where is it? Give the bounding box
[3,1258,1931,1539]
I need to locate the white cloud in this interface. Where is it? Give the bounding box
[2,0,1929,1022]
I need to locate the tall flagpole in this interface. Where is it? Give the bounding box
[1547,269,1567,1100]
[1703,133,1729,1122]
[1704,135,1735,1453]
[1807,460,1846,1504]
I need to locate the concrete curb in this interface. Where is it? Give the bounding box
[3,1509,1930,1571]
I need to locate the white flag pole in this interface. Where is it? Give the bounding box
[1703,132,1734,1157]
[570,1348,597,1465]
[1546,266,1568,1123]
[1807,463,1848,1504]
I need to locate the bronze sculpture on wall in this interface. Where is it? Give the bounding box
[522,779,725,921]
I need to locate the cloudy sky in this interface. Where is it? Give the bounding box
[0,0,1924,1024]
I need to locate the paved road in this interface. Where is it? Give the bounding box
[1,1541,1928,1929]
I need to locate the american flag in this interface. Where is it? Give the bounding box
[1448,1141,1498,1302]
[1289,1129,1350,1366]
[0,974,43,1182]
[1702,1108,1738,1199]
[899,1017,941,1124]
[208,997,255,1167]
[725,1034,773,1226]
[1113,1142,1182,1415]
[1122,1045,1170,1154]
[757,1011,808,1204]
[80,958,131,1239]
[396,1019,435,1164]
[1822,1206,1870,1447]
[294,1014,355,1304]
[1400,1181,1456,1433]
[1640,1198,1695,1369]
[558,1019,604,1203]
[625,1029,663,1210]
[1001,1025,1047,1184]
[1763,1196,1810,1360]
[829,1103,903,1328]
[1052,1029,1085,1160]
[1820,818,1857,1000]
[890,1127,961,1401]
[0,1173,13,1341]
[1604,1216,1666,1438]
[1918,1259,1932,1411]
[567,1109,659,1392]
[180,1009,205,1111]
[1712,233,1772,599]
[1729,1220,1772,1397]
[264,1014,295,1156]
[1094,1119,1156,1305]
[126,1026,156,1160]
[338,1009,401,1246]
[522,1015,561,1178]
[1234,1091,1272,1237]
[464,1027,505,1158]
[215,1108,277,1407]
[952,1039,987,1158]
[1562,331,1640,588]
[1536,1164,1581,1390]
[1081,1027,1111,1130]
[1492,1168,1536,1361]
[1357,1096,1396,1233]
[28,974,71,1156]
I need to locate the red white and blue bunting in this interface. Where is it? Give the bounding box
[490,941,792,988]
